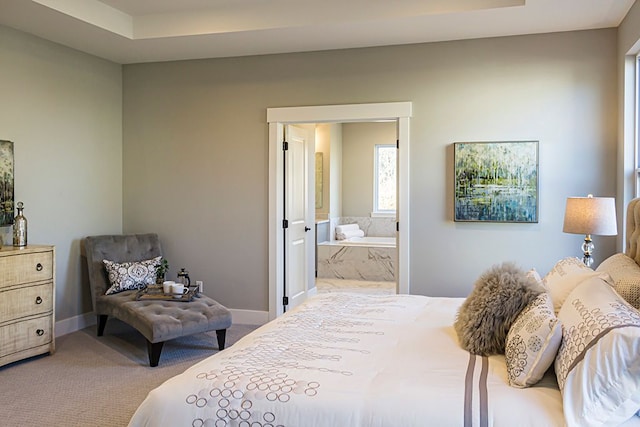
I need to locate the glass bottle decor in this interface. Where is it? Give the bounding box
[13,201,27,247]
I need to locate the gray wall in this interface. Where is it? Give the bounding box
[342,122,397,217]
[0,25,122,322]
[0,19,630,324]
[123,28,618,308]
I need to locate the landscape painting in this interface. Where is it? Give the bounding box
[0,140,14,226]
[454,141,538,223]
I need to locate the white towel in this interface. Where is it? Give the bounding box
[336,229,365,240]
[335,223,364,240]
[335,224,360,234]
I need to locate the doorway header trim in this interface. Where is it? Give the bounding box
[267,102,412,123]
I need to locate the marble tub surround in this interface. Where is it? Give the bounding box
[317,241,396,281]
[316,278,396,295]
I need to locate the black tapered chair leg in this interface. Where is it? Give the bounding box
[147,340,164,367]
[216,329,227,350]
[97,315,108,336]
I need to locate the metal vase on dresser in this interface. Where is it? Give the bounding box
[12,201,27,247]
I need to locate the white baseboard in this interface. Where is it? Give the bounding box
[229,308,269,325]
[55,312,96,337]
[55,308,269,337]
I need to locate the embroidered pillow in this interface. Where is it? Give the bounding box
[554,277,640,427]
[597,253,640,309]
[542,257,612,313]
[103,256,162,295]
[505,292,562,388]
[526,268,543,287]
[454,262,544,356]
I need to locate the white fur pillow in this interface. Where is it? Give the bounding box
[597,253,640,309]
[454,262,544,356]
[505,292,562,388]
[542,257,612,313]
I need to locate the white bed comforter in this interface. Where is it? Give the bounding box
[129,293,564,427]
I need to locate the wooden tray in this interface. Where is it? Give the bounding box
[136,285,199,302]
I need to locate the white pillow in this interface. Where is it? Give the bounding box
[542,257,612,313]
[554,277,640,427]
[526,268,543,286]
[103,256,162,295]
[505,292,562,388]
[597,253,640,309]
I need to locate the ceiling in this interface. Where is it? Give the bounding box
[0,0,635,64]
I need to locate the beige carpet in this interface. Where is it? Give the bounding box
[0,320,257,427]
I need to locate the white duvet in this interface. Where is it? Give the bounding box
[129,293,565,427]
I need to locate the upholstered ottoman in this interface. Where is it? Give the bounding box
[96,291,232,366]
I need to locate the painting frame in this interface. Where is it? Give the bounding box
[454,141,539,223]
[0,140,15,227]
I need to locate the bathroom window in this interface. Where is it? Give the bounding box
[374,144,396,215]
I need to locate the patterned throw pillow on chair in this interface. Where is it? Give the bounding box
[103,256,162,295]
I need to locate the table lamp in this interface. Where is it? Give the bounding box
[562,194,617,267]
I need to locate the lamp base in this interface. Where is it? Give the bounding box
[581,234,594,267]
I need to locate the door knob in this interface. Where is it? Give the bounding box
[304,226,311,232]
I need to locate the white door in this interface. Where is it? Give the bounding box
[284,124,314,311]
[267,102,412,320]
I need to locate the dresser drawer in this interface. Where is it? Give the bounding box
[0,315,52,358]
[0,283,53,325]
[0,250,53,289]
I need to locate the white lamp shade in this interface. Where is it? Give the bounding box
[563,196,617,236]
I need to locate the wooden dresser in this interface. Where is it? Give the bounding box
[0,245,55,368]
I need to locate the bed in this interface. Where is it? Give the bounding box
[129,200,640,427]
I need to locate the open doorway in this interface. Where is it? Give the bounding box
[267,102,412,320]
[314,121,397,296]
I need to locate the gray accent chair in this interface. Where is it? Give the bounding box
[83,234,232,367]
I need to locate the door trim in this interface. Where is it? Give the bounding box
[267,102,412,320]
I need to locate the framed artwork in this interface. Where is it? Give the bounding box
[0,140,14,226]
[454,141,538,223]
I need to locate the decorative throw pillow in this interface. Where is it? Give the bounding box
[554,276,640,427]
[103,256,162,295]
[505,292,562,388]
[454,262,544,356]
[596,253,640,309]
[526,268,543,287]
[542,257,612,313]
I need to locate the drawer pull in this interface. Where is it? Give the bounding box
[36,329,44,336]
[36,263,43,272]
[35,296,43,304]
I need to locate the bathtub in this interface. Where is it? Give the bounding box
[317,236,396,281]
[339,236,396,248]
